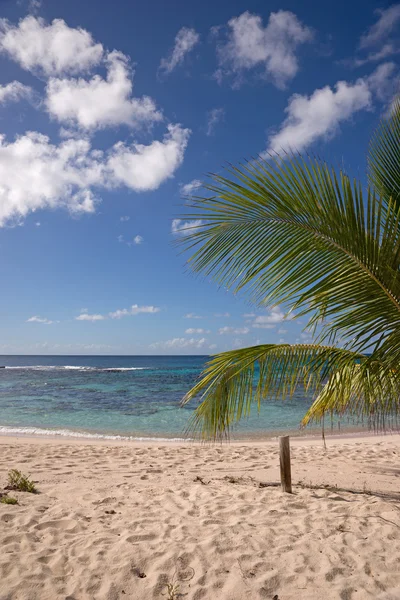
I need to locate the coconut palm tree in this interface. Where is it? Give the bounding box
[179,100,400,440]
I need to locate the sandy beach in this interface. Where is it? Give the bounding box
[0,433,399,600]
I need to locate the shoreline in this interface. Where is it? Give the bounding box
[1,425,399,447]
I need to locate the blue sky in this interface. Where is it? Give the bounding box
[0,0,398,354]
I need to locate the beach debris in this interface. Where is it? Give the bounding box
[193,475,207,485]
[104,509,116,514]
[5,469,37,494]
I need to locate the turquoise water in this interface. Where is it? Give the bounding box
[0,355,361,440]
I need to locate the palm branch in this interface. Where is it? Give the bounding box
[179,99,400,439]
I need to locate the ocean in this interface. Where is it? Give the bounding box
[0,355,363,441]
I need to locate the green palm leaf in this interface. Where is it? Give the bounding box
[179,98,400,439]
[368,98,400,207]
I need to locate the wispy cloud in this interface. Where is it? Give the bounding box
[180,179,202,198]
[75,304,160,322]
[26,315,55,324]
[109,305,160,319]
[75,313,105,321]
[120,215,130,222]
[171,218,203,236]
[183,313,203,319]
[185,328,210,334]
[206,107,225,135]
[218,326,249,334]
[0,81,32,105]
[150,337,207,350]
[159,27,200,76]
[359,5,400,49]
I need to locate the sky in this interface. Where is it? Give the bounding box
[0,0,398,355]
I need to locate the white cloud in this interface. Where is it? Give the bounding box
[209,343,217,350]
[109,304,160,319]
[366,62,399,102]
[75,313,105,322]
[108,124,190,191]
[214,312,230,317]
[216,10,313,88]
[360,5,400,49]
[120,215,130,222]
[206,107,225,135]
[0,125,189,226]
[267,77,372,154]
[184,313,203,319]
[218,326,249,334]
[253,307,286,328]
[185,328,210,334]
[243,313,256,318]
[35,221,41,227]
[45,50,162,131]
[26,315,54,324]
[150,337,207,350]
[0,81,32,105]
[132,235,143,245]
[0,16,103,76]
[180,179,202,198]
[277,328,287,334]
[171,218,203,236]
[117,234,124,243]
[159,27,200,75]
[349,43,400,68]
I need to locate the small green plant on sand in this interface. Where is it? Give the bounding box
[6,469,37,493]
[0,495,18,505]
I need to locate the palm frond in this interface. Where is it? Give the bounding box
[182,344,366,441]
[368,97,400,208]
[302,355,400,428]
[180,156,400,356]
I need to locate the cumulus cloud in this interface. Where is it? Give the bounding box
[267,64,399,154]
[252,307,286,328]
[180,179,202,198]
[206,107,225,135]
[0,81,32,105]
[218,326,249,334]
[159,27,200,75]
[0,16,103,76]
[215,10,313,88]
[0,125,189,226]
[132,235,143,245]
[120,215,130,222]
[360,5,400,49]
[109,124,190,191]
[171,218,203,236]
[108,304,160,319]
[267,77,372,154]
[75,313,105,321]
[26,315,54,324]
[45,51,162,131]
[150,337,207,350]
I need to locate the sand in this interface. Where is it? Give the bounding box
[0,434,400,600]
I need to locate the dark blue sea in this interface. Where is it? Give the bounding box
[0,355,358,440]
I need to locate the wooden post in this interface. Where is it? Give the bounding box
[279,436,292,493]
